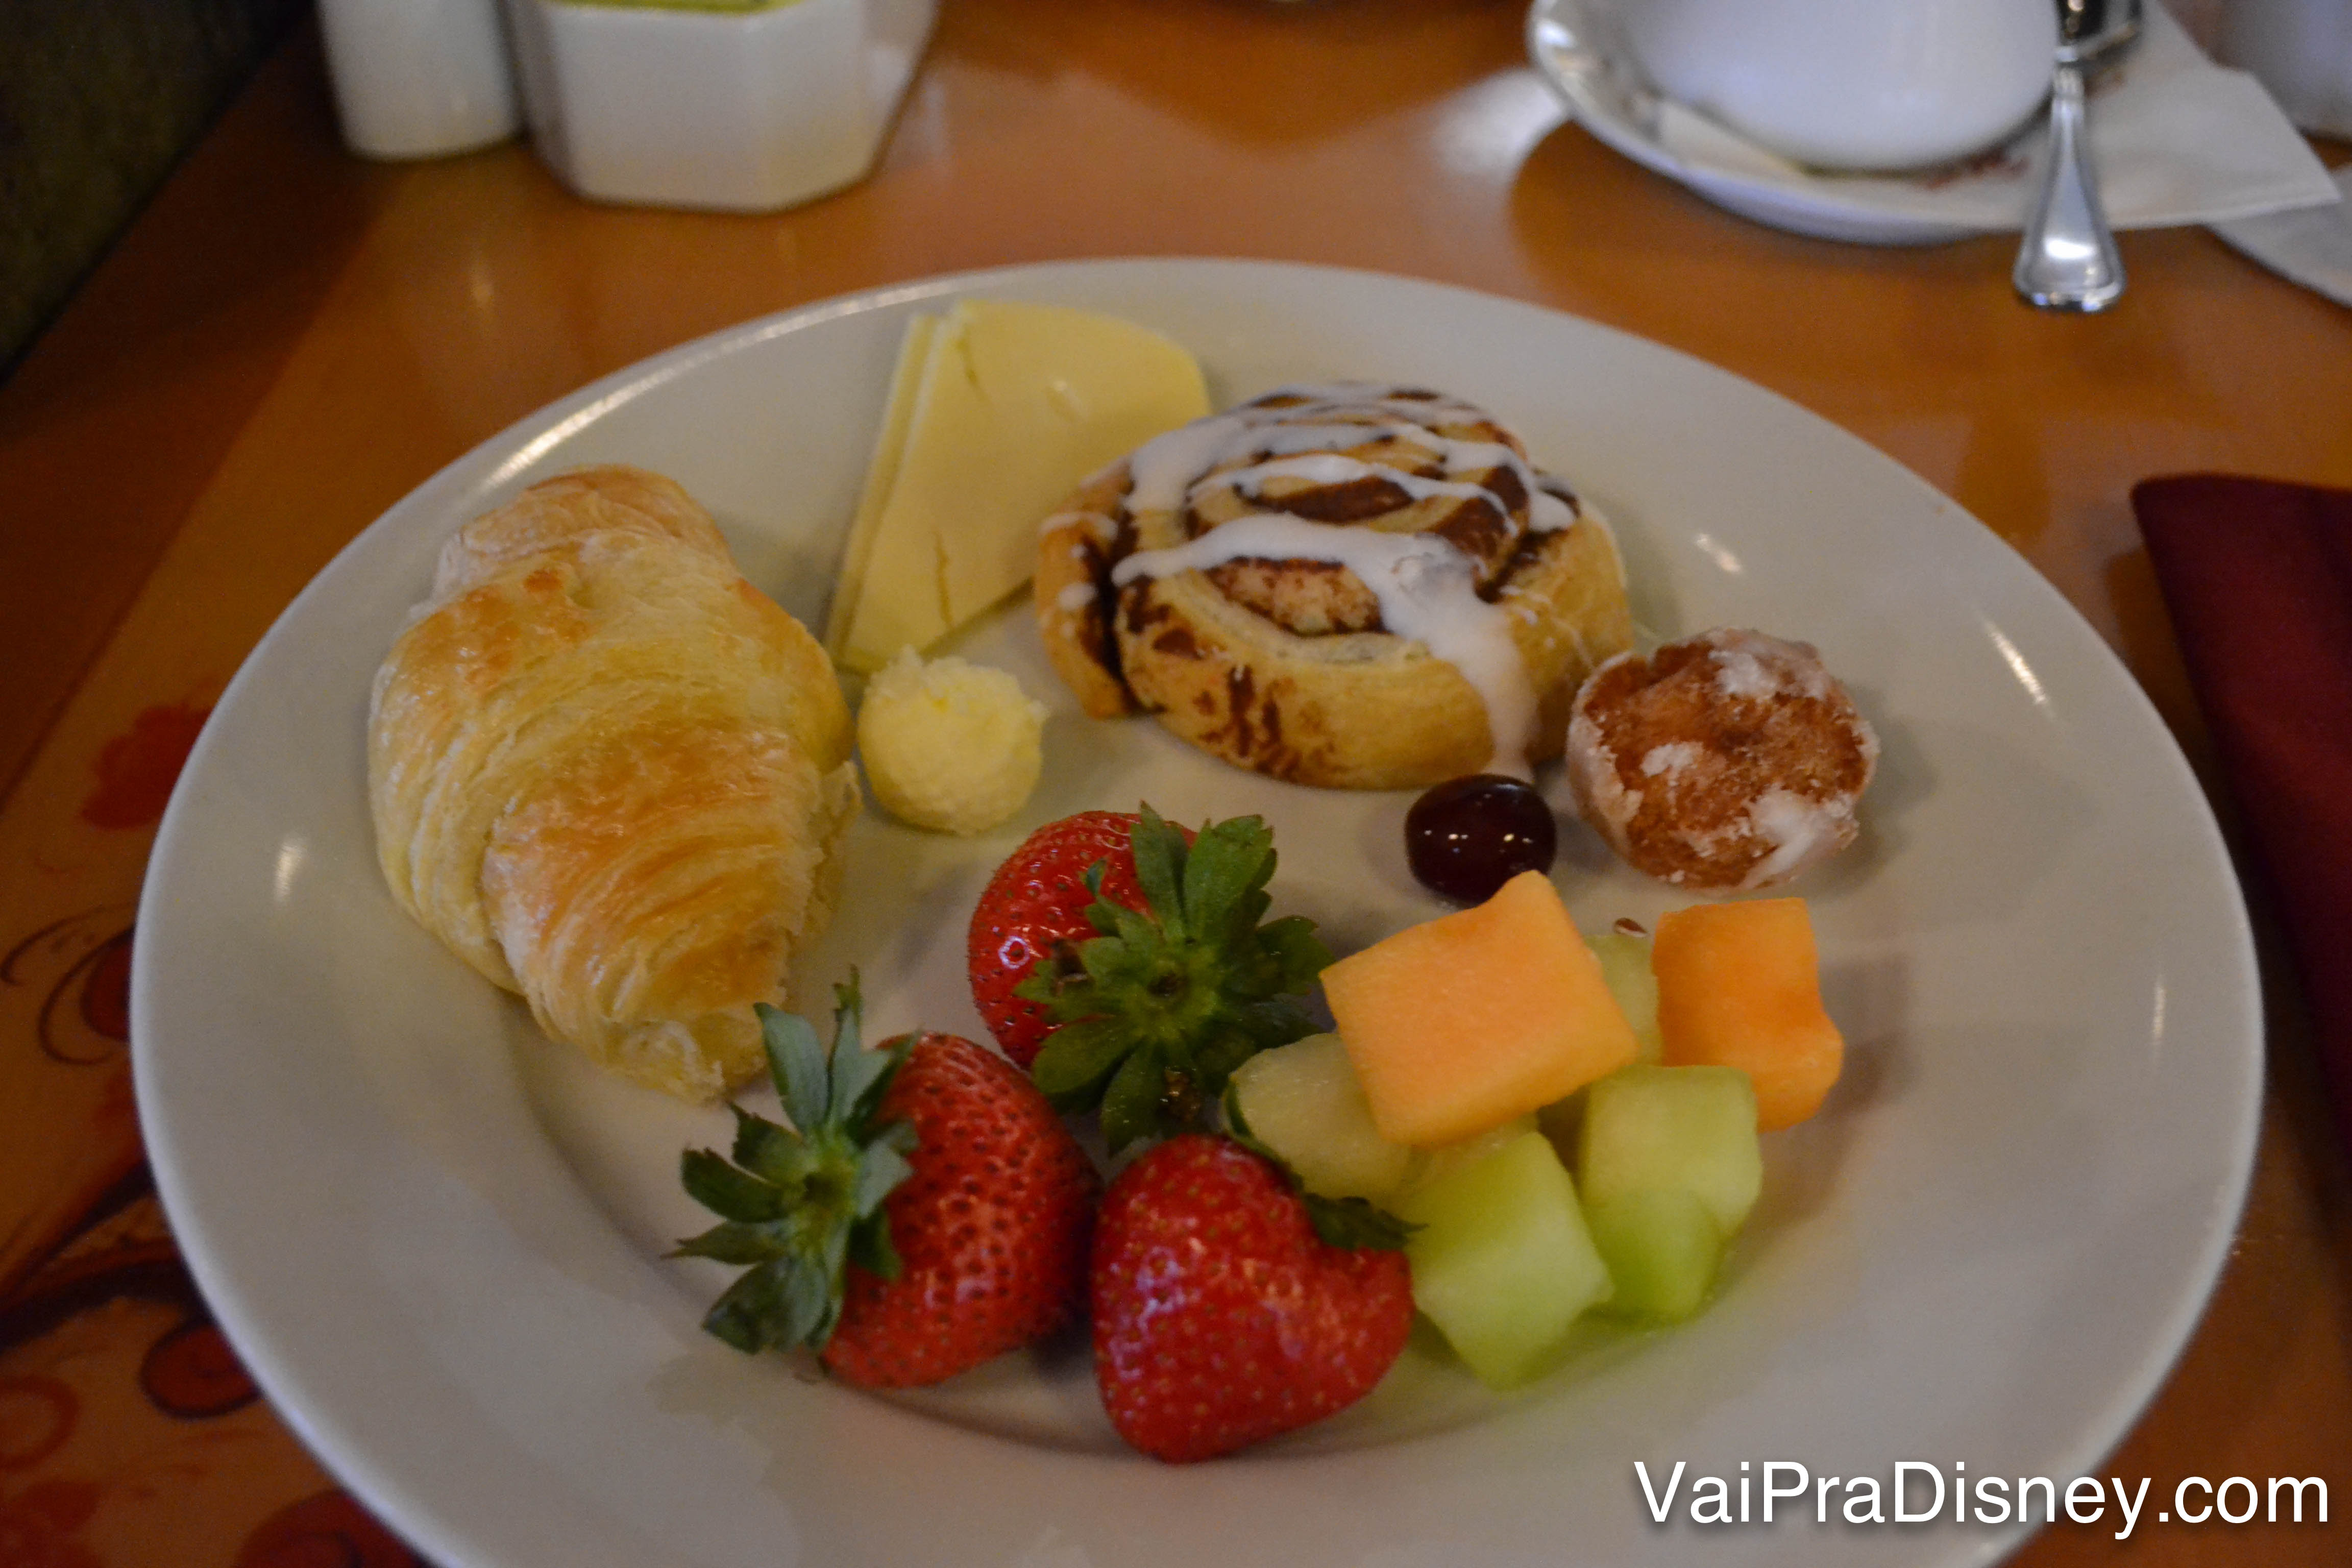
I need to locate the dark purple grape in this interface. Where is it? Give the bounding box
[1405,774,1557,904]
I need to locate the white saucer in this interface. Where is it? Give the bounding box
[1528,0,2339,246]
[2211,165,2352,308]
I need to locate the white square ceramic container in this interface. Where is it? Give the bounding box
[503,0,937,212]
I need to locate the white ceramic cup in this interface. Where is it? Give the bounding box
[1617,0,2059,170]
[318,0,521,160]
[2218,0,2352,138]
[500,0,938,213]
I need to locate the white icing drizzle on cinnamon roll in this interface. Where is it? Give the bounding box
[1112,516,1540,779]
[1193,453,1511,517]
[1105,383,1579,778]
[1125,385,1578,533]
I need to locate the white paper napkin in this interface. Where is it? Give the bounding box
[1649,3,2339,231]
[2210,165,2352,308]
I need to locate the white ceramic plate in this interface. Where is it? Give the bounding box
[134,258,2259,1568]
[1528,0,2339,247]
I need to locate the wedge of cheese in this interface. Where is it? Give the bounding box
[826,299,1210,674]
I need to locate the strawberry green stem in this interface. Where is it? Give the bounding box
[1025,806,1330,1152]
[672,976,917,1356]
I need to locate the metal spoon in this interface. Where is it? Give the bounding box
[2013,0,2143,311]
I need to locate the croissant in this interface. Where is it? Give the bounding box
[369,465,859,1101]
[1036,384,1633,789]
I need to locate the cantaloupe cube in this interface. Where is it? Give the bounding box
[1654,899,1842,1132]
[1323,871,1639,1146]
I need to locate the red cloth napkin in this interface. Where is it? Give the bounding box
[2135,474,2352,1153]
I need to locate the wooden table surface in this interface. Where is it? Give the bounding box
[1,3,2345,1563]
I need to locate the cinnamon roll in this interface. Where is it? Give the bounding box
[1035,384,1633,790]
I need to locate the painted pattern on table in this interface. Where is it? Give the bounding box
[0,703,432,1568]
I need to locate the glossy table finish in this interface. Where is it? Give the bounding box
[0,3,2345,1563]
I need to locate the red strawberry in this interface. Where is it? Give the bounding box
[968,806,1331,1152]
[823,1031,1097,1385]
[1090,1134,1414,1462]
[675,981,1098,1388]
[969,811,1153,1068]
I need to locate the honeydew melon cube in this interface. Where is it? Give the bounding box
[1534,928,1662,1150]
[1578,1065,1761,1236]
[1405,1116,1535,1198]
[1395,1130,1612,1389]
[1588,929,1664,1065]
[1584,1189,1723,1322]
[1229,1033,1420,1203]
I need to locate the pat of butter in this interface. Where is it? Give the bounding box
[827,299,1209,674]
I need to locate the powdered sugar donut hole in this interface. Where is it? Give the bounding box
[1565,628,1877,891]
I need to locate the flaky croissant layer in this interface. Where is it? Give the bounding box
[369,465,857,1101]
